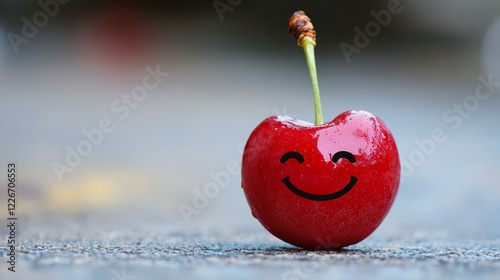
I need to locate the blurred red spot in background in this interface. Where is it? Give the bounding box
[75,2,159,77]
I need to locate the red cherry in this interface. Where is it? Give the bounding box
[241,110,400,249]
[241,11,401,249]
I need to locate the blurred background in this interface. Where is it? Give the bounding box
[1,0,500,239]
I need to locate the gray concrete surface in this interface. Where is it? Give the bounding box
[1,217,500,280]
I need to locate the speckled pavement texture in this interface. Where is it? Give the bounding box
[1,219,499,280]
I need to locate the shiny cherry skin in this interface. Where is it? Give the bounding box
[241,110,400,249]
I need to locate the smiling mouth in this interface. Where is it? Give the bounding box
[282,176,358,201]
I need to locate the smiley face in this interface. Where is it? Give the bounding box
[280,151,357,201]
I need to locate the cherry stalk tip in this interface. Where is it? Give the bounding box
[287,10,316,47]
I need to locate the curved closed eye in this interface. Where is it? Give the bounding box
[332,151,356,163]
[280,151,304,164]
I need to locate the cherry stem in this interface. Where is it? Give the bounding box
[301,37,324,126]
